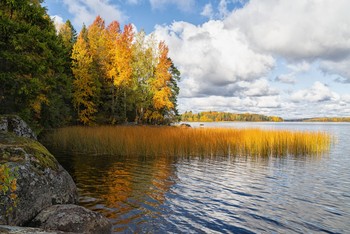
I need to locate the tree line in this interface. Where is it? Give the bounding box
[181,111,283,122]
[0,0,180,132]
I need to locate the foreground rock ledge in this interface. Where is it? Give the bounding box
[0,115,112,233]
[29,205,112,234]
[0,225,77,234]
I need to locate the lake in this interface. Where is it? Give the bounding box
[50,122,350,233]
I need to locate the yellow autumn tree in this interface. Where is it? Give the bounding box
[114,24,134,87]
[87,16,106,66]
[101,21,121,121]
[71,27,98,125]
[104,21,120,82]
[149,42,173,123]
[113,24,134,122]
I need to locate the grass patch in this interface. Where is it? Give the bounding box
[45,126,331,158]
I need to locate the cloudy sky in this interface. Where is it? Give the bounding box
[44,0,350,119]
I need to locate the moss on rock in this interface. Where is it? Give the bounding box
[0,119,78,226]
[0,132,58,171]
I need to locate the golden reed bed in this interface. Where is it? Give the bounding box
[46,126,331,157]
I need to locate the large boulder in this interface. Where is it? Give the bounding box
[29,205,112,234]
[0,115,112,233]
[0,115,78,226]
[0,132,78,226]
[0,225,76,234]
[0,115,37,140]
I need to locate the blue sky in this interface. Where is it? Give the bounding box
[43,0,350,119]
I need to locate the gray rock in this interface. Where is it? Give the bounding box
[0,116,111,234]
[0,115,37,140]
[179,123,191,128]
[0,225,77,234]
[0,117,8,132]
[29,205,112,234]
[0,132,78,226]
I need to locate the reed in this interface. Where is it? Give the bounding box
[45,126,331,158]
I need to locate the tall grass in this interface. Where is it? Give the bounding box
[45,126,331,158]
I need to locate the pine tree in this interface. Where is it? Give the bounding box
[0,0,74,130]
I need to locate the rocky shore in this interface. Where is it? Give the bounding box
[0,115,112,233]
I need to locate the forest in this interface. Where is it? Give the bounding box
[181,111,284,122]
[0,0,180,132]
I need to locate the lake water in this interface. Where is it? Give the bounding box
[51,122,350,233]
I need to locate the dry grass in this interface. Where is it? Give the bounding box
[45,126,331,158]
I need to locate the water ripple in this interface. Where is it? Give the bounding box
[51,123,350,233]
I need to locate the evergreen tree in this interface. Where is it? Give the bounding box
[0,0,74,131]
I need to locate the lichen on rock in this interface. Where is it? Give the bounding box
[0,115,78,226]
[0,115,112,233]
[0,131,79,225]
[29,204,112,234]
[0,115,37,140]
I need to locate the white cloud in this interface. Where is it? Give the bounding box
[62,0,127,28]
[178,95,282,114]
[275,61,311,84]
[201,3,214,19]
[152,0,350,117]
[275,74,296,84]
[320,59,350,83]
[154,20,275,98]
[149,0,195,11]
[287,61,311,73]
[291,82,340,103]
[50,15,64,31]
[237,79,279,97]
[225,0,350,61]
[218,0,229,18]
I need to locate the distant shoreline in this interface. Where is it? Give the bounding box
[180,111,350,123]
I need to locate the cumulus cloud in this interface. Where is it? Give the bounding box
[291,82,340,103]
[275,74,296,84]
[202,0,246,20]
[201,3,214,19]
[218,0,229,18]
[287,61,311,73]
[154,20,275,98]
[178,95,281,114]
[62,0,127,28]
[236,79,279,97]
[50,15,64,31]
[225,0,350,61]
[275,61,310,84]
[320,59,350,83]
[152,0,350,117]
[149,0,195,11]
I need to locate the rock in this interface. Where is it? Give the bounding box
[0,115,110,234]
[0,117,8,132]
[179,123,191,128]
[0,115,37,140]
[29,205,112,234]
[0,131,78,226]
[0,225,77,234]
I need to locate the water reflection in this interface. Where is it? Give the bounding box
[49,123,350,233]
[54,153,178,232]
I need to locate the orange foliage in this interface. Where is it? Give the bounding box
[105,21,120,82]
[152,42,173,112]
[71,32,97,125]
[114,24,134,87]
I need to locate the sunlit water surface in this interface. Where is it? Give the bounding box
[51,122,350,233]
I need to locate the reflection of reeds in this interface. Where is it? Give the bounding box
[46,126,331,157]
